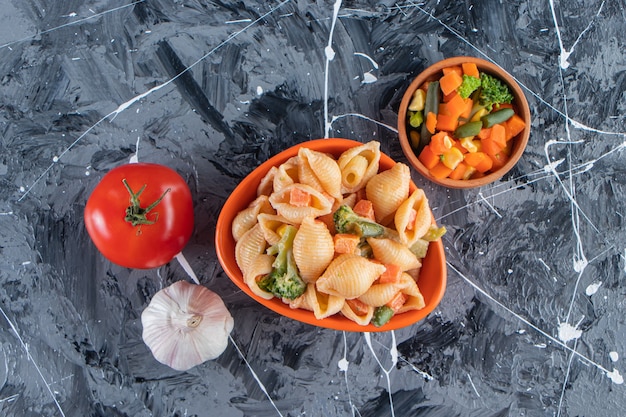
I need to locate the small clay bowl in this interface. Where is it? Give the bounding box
[398,56,531,188]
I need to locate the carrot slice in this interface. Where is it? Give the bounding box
[459,98,473,120]
[418,145,439,169]
[430,162,453,179]
[464,151,493,173]
[353,199,375,221]
[379,264,402,284]
[386,292,408,313]
[448,161,468,180]
[436,113,458,132]
[430,131,453,155]
[334,233,360,254]
[442,65,463,77]
[289,187,311,207]
[490,123,507,149]
[505,114,526,140]
[481,136,503,160]
[442,93,467,119]
[489,151,510,170]
[439,71,464,96]
[346,298,370,315]
[425,111,437,134]
[462,62,480,78]
[477,128,492,139]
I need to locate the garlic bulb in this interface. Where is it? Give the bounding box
[141,280,234,371]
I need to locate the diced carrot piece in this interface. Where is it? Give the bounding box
[459,98,473,120]
[386,292,408,314]
[442,65,463,77]
[353,199,375,221]
[448,161,468,180]
[439,71,464,96]
[346,298,370,315]
[436,113,458,132]
[418,145,439,170]
[477,128,492,139]
[379,264,402,284]
[464,151,493,173]
[317,212,336,234]
[289,187,311,207]
[430,162,453,179]
[334,233,360,254]
[462,62,480,78]
[505,114,526,140]
[425,111,437,134]
[438,103,449,116]
[430,131,453,155]
[481,136,503,160]
[490,123,507,149]
[442,93,467,119]
[489,151,510,170]
[496,103,513,109]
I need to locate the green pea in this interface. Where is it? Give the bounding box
[371,305,394,327]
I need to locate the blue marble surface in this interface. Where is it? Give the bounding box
[0,1,625,416]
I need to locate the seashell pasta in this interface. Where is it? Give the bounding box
[230,140,445,327]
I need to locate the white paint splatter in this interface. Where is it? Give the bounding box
[256,85,263,95]
[609,351,619,362]
[129,137,141,164]
[175,253,200,285]
[338,357,349,372]
[557,321,582,343]
[585,281,602,296]
[362,72,377,84]
[606,368,624,385]
[353,52,379,69]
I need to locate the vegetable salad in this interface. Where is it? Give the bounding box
[406,62,526,181]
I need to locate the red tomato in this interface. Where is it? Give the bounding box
[84,163,194,269]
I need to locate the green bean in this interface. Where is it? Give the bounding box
[453,121,482,138]
[417,81,440,152]
[481,107,514,128]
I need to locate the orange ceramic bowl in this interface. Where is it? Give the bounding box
[398,56,531,189]
[215,138,447,332]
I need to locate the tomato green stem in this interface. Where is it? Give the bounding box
[122,179,171,227]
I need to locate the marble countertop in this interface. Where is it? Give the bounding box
[1,1,624,416]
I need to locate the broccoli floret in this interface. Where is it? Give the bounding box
[457,74,481,99]
[333,205,385,238]
[263,225,306,300]
[478,72,514,111]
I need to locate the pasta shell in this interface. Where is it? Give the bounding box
[365,162,410,225]
[235,224,267,275]
[298,147,342,200]
[337,141,380,194]
[394,189,432,246]
[231,195,274,242]
[341,300,374,325]
[290,283,344,319]
[243,254,275,300]
[269,183,333,224]
[293,217,335,283]
[257,213,293,246]
[273,157,300,193]
[316,254,386,299]
[357,282,401,307]
[367,237,421,271]
[257,166,278,197]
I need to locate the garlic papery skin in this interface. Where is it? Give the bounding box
[141,280,234,371]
